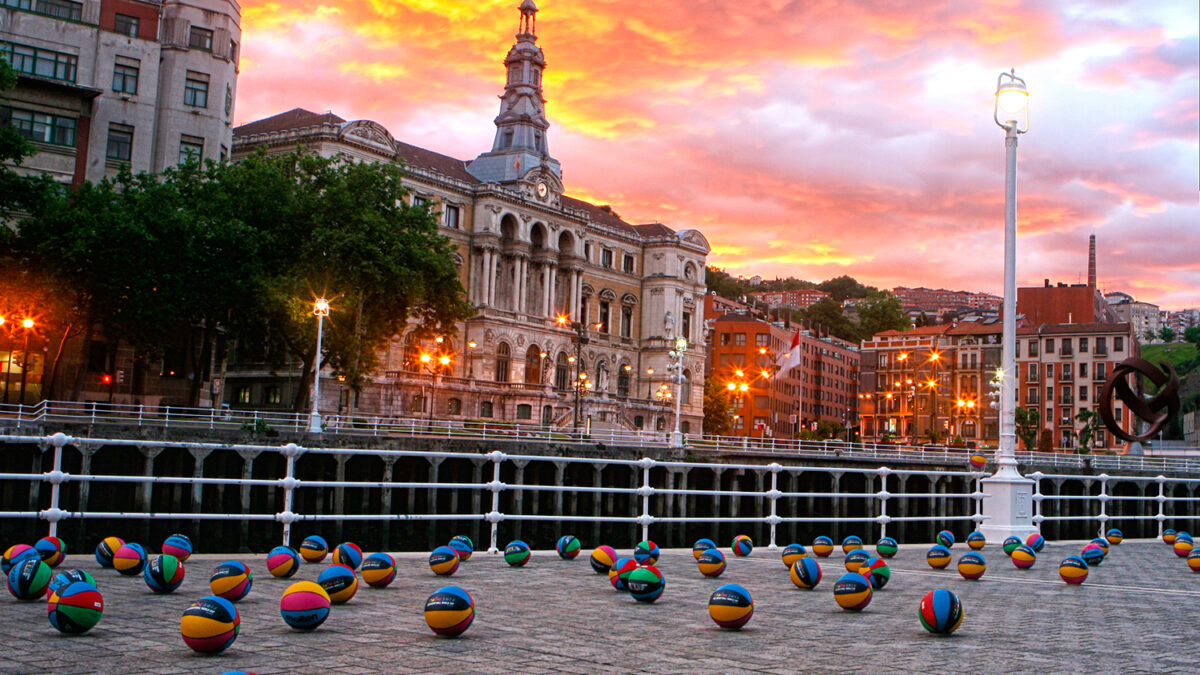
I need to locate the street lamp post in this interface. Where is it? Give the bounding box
[556,315,598,433]
[17,318,34,405]
[308,299,329,433]
[419,350,452,430]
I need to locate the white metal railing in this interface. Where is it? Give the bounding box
[1,433,990,552]
[1029,470,1200,539]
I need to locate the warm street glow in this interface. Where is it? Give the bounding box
[726,382,736,391]
[438,355,451,366]
[313,298,329,316]
[419,353,432,364]
[468,340,478,349]
[21,318,34,329]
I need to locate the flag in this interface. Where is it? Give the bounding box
[776,329,802,374]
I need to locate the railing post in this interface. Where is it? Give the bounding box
[486,451,505,554]
[876,467,891,540]
[42,432,71,537]
[1096,474,1110,539]
[90,402,97,425]
[209,408,215,430]
[767,463,782,549]
[278,443,303,546]
[638,458,655,543]
[1030,471,1044,531]
[16,404,23,429]
[164,406,170,428]
[1155,475,1167,539]
[138,404,144,427]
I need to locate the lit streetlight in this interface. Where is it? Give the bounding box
[308,298,329,433]
[17,318,34,404]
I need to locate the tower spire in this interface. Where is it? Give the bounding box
[1088,234,1097,288]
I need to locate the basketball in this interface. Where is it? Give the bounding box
[299,535,328,563]
[143,554,185,593]
[627,566,665,603]
[1174,539,1194,557]
[875,537,899,558]
[47,581,103,634]
[429,546,460,576]
[112,543,147,576]
[317,563,358,603]
[425,585,475,637]
[1178,531,1193,542]
[708,583,753,629]
[919,589,964,635]
[557,535,581,560]
[362,552,396,587]
[1011,545,1036,569]
[267,546,301,578]
[1059,555,1089,584]
[1163,529,1177,544]
[162,534,192,561]
[634,540,660,565]
[1080,543,1105,567]
[180,596,240,653]
[692,538,717,560]
[1002,536,1021,556]
[966,532,986,550]
[7,558,51,600]
[280,580,331,630]
[1187,550,1200,573]
[49,569,95,595]
[1089,537,1109,554]
[731,535,754,557]
[812,536,834,557]
[449,535,474,561]
[35,536,67,567]
[504,540,531,566]
[698,549,726,577]
[591,545,617,574]
[969,454,987,469]
[2,544,38,574]
[1025,533,1044,552]
[790,556,822,589]
[841,535,864,554]
[936,530,956,548]
[957,552,986,580]
[844,549,870,573]
[859,557,891,590]
[209,561,253,601]
[833,572,872,611]
[333,542,363,570]
[93,537,124,568]
[926,545,952,569]
[1105,528,1123,545]
[781,543,807,568]
[609,557,636,591]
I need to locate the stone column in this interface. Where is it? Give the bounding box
[511,460,529,540]
[76,444,98,545]
[593,464,605,545]
[479,249,491,306]
[471,460,485,547]
[569,270,579,320]
[237,449,261,552]
[380,457,396,550]
[427,457,443,549]
[542,264,553,316]
[137,446,165,544]
[553,462,567,516]
[489,253,501,307]
[188,446,214,545]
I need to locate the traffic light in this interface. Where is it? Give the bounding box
[101,373,113,387]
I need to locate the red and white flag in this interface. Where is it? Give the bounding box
[776,329,802,374]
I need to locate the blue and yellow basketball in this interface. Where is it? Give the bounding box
[317,563,358,604]
[628,565,665,603]
[692,538,717,560]
[812,536,834,557]
[425,585,475,637]
[504,540,531,566]
[833,572,872,611]
[450,534,475,558]
[429,546,460,576]
[969,454,988,469]
[112,543,147,576]
[844,549,870,573]
[280,580,330,630]
[1163,529,1177,545]
[35,536,67,567]
[2,544,38,575]
[698,549,726,577]
[1012,545,1037,569]
[966,532,986,550]
[875,537,899,558]
[49,569,95,596]
[731,535,754,557]
[590,545,617,574]
[926,545,952,569]
[859,557,891,590]
[1059,555,1089,584]
[93,537,124,568]
[48,581,103,634]
[161,534,192,562]
[790,556,822,589]
[634,540,660,565]
[1177,531,1192,541]
[299,535,327,563]
[841,535,864,554]
[1025,533,1045,552]
[610,557,636,590]
[1187,550,1200,573]
[957,552,986,580]
[181,596,240,653]
[1105,528,1123,545]
[267,546,301,578]
[143,554,185,593]
[362,552,396,587]
[1002,536,1021,556]
[919,589,964,634]
[1090,537,1110,554]
[557,535,581,560]
[708,583,753,629]
[782,543,807,568]
[7,558,51,600]
[209,561,253,601]
[1080,543,1105,567]
[332,542,363,570]
[936,530,956,548]
[1174,539,1194,557]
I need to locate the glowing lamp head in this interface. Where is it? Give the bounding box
[419,353,432,364]
[556,315,568,325]
[468,340,478,349]
[438,356,451,366]
[726,383,736,391]
[676,337,688,351]
[313,298,330,316]
[994,70,1029,132]
[22,318,34,329]
[738,383,749,393]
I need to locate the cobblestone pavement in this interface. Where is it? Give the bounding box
[3,538,1197,674]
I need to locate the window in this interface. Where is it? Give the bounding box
[1026,387,1039,405]
[179,135,204,164]
[236,387,251,404]
[413,195,428,207]
[265,386,281,404]
[1079,337,1088,353]
[682,312,692,341]
[617,370,630,397]
[1045,338,1054,354]
[1,41,77,82]
[524,345,542,384]
[623,254,634,274]
[2,108,76,146]
[447,398,462,415]
[411,395,424,413]
[1079,386,1087,402]
[480,401,494,418]
[444,205,460,229]
[1079,363,1088,378]
[1094,362,1106,381]
[6,0,83,21]
[619,307,632,338]
[1028,339,1039,357]
[188,26,214,51]
[733,333,746,346]
[495,342,511,382]
[1027,363,1039,382]
[106,123,133,161]
[516,404,532,420]
[598,301,610,333]
[112,58,139,94]
[555,353,568,390]
[184,72,209,107]
[755,333,770,347]
[1114,336,1124,352]
[113,13,139,37]
[1060,363,1073,381]
[681,421,691,434]
[601,249,613,268]
[1095,337,1107,355]
[720,333,731,346]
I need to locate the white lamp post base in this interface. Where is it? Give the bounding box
[307,411,323,434]
[670,430,685,448]
[979,472,1037,541]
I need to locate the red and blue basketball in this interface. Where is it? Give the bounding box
[35,536,67,567]
[812,536,834,557]
[162,534,192,561]
[1089,537,1110,554]
[429,546,460,576]
[333,542,363,570]
[731,535,753,557]
[49,569,95,595]
[833,572,872,611]
[7,558,51,600]
[267,546,301,578]
[143,554,185,593]
[969,454,987,469]
[93,537,124,568]
[875,537,899,558]
[591,545,617,574]
[362,552,396,587]
[1012,545,1036,569]
[424,585,474,637]
[708,583,753,629]
[926,545,952,569]
[299,535,328,563]
[209,561,253,601]
[919,589,964,634]
[2,544,38,574]
[628,565,665,603]
[1163,529,1177,545]
[181,596,240,653]
[449,535,474,561]
[844,548,870,572]
[1002,536,1021,556]
[698,549,726,577]
[842,535,864,553]
[1059,555,1089,584]
[318,563,358,603]
[1105,528,1122,545]
[936,530,956,548]
[112,543,147,576]
[1080,543,1105,567]
[556,535,581,559]
[966,532,986,550]
[859,557,891,589]
[48,581,103,634]
[280,580,330,630]
[1025,533,1044,552]
[692,538,716,560]
[957,552,986,580]
[782,543,807,568]
[634,540,660,565]
[1174,539,1194,557]
[504,540,531,566]
[610,557,636,590]
[1187,550,1200,573]
[790,556,822,589]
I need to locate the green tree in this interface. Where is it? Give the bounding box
[855,290,911,341]
[1158,326,1176,343]
[1015,406,1040,451]
[801,296,857,342]
[1184,325,1200,347]
[1073,409,1103,454]
[915,311,930,328]
[702,377,732,436]
[817,275,872,301]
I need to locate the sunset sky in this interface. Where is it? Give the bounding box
[234,0,1199,310]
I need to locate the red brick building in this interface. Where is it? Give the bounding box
[749,289,831,310]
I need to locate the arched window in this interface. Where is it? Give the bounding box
[447,398,462,415]
[555,353,569,391]
[542,405,553,425]
[525,345,542,384]
[495,342,511,382]
[617,369,630,397]
[682,369,693,405]
[402,335,421,372]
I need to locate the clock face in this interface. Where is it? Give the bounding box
[536,182,548,199]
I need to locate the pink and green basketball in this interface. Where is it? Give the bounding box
[627,565,665,603]
[425,585,474,637]
[181,596,240,653]
[812,536,834,557]
[209,561,253,601]
[590,545,617,574]
[966,532,986,550]
[1025,533,1044,552]
[2,544,38,574]
[48,581,103,633]
[859,557,890,589]
[556,535,582,559]
[731,535,753,557]
[35,536,67,567]
[1012,545,1037,569]
[1059,555,1089,584]
[317,563,358,603]
[919,589,964,634]
[926,545,952,569]
[280,580,331,630]
[504,540,531,566]
[429,546,460,576]
[833,572,872,611]
[698,549,726,577]
[790,556,822,589]
[93,537,124,568]
[708,583,753,629]
[362,552,397,587]
[143,554,185,593]
[267,546,301,578]
[299,535,328,563]
[161,534,192,561]
[7,558,51,600]
[609,557,636,590]
[957,552,986,580]
[1002,536,1021,556]
[112,543,147,576]
[781,543,807,567]
[875,537,899,558]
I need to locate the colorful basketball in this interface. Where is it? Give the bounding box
[332,542,363,570]
[609,558,636,590]
[280,580,331,630]
[812,536,834,557]
[504,540,531,566]
[634,540,660,565]
[267,546,301,578]
[697,549,726,577]
[299,535,327,563]
[781,543,807,568]
[143,554,185,593]
[1178,532,1194,544]
[161,534,192,561]
[557,535,581,560]
[957,552,986,580]
[1011,545,1037,569]
[833,572,872,611]
[692,538,717,560]
[449,535,474,561]
[35,536,67,567]
[841,535,864,554]
[1025,533,1044,552]
[429,546,460,576]
[180,596,240,653]
[317,563,357,603]
[209,561,253,601]
[7,558,51,600]
[47,581,103,634]
[2,544,38,574]
[790,556,822,589]
[708,583,753,629]
[424,585,474,637]
[93,537,124,568]
[731,535,753,557]
[362,552,396,587]
[919,589,964,634]
[1059,555,1089,584]
[859,557,891,590]
[966,532,986,550]
[112,543,147,576]
[627,565,665,603]
[875,537,899,558]
[1174,539,1194,557]
[936,530,956,548]
[1105,528,1123,545]
[1187,550,1200,573]
[926,545,952,569]
[844,549,870,572]
[1163,529,1177,544]
[969,454,987,469]
[1080,543,1105,567]
[590,545,617,574]
[1002,536,1021,556]
[1090,537,1110,554]
[49,569,95,595]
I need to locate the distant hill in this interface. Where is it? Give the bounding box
[1141,343,1199,378]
